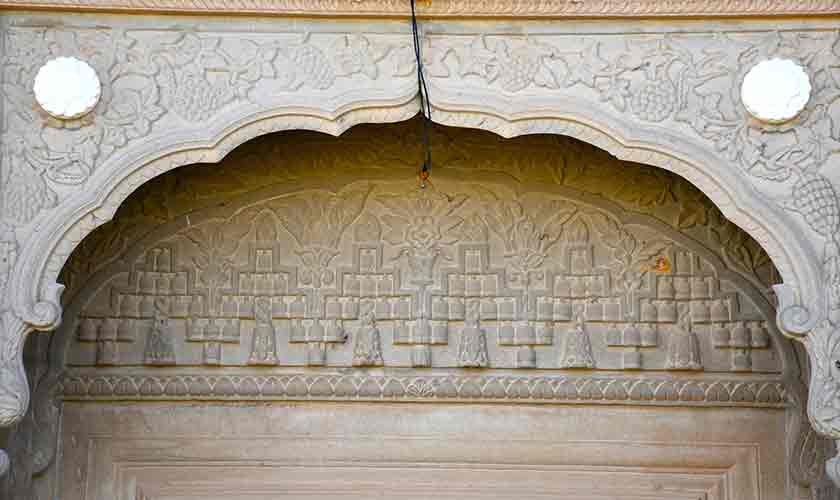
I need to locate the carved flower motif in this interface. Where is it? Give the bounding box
[376,190,469,282]
[405,215,443,252]
[405,379,437,398]
[484,199,577,275]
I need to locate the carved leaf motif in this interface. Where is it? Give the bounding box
[708,210,771,280]
[330,35,391,79]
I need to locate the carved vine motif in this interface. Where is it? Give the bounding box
[1,20,833,496]
[424,33,840,180]
[0,28,406,234]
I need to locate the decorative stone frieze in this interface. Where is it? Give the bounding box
[60,371,789,406]
[0,11,839,498]
[0,0,838,18]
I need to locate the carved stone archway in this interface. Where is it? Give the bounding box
[1,4,840,496]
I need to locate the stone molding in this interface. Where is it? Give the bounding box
[0,0,838,18]
[59,371,789,407]
[1,12,839,493]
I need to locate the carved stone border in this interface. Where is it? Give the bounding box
[2,16,840,495]
[60,372,789,408]
[0,0,838,17]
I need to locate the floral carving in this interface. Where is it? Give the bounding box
[182,223,248,310]
[484,197,577,321]
[1,20,837,495]
[589,212,670,301]
[154,33,271,122]
[484,198,576,272]
[270,186,372,288]
[60,371,789,407]
[0,28,404,238]
[376,189,470,283]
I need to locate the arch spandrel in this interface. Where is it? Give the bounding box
[0,11,838,495]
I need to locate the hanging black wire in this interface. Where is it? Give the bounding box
[410,0,434,187]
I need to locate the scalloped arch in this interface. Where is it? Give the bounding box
[7,97,822,340]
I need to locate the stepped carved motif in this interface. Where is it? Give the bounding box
[63,155,779,374]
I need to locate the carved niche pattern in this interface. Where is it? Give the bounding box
[66,155,781,375]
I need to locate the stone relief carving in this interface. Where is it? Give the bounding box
[143,297,177,366]
[60,372,789,406]
[0,12,837,497]
[456,301,489,368]
[62,153,782,375]
[0,27,407,230]
[352,307,384,367]
[419,29,840,471]
[557,307,595,369]
[249,297,278,366]
[665,306,704,371]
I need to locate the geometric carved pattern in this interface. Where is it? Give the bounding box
[0,12,833,500]
[71,178,778,374]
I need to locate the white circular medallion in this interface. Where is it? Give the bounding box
[741,58,811,124]
[33,57,101,120]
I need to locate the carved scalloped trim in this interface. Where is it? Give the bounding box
[12,100,420,331]
[60,372,789,407]
[1,0,838,17]
[426,106,821,335]
[18,101,821,339]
